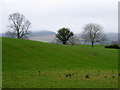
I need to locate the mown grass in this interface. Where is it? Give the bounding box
[2,37,118,88]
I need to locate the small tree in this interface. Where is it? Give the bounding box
[81,23,106,47]
[6,12,31,39]
[67,35,80,45]
[56,27,74,45]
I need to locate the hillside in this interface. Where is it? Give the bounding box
[2,37,118,88]
[0,38,1,89]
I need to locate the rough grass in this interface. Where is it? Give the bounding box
[2,37,118,88]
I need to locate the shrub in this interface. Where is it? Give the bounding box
[105,45,120,49]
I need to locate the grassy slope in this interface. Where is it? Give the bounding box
[0,37,2,88]
[2,37,118,88]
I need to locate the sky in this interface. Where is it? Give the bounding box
[0,0,119,34]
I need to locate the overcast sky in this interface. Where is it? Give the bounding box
[0,0,119,34]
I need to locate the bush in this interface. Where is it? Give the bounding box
[105,45,120,49]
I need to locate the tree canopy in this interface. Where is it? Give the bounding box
[56,27,74,45]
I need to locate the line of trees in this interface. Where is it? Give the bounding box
[5,12,106,47]
[56,24,106,47]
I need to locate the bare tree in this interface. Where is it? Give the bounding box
[67,35,80,45]
[81,23,106,47]
[6,12,31,39]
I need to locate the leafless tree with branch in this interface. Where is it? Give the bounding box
[81,23,106,47]
[6,12,31,39]
[67,35,80,45]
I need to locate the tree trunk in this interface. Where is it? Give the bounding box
[63,41,66,45]
[17,29,20,39]
[63,42,66,45]
[17,33,20,39]
[92,41,94,48]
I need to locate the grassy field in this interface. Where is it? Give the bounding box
[0,37,2,89]
[2,37,118,88]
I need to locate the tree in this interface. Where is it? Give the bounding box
[56,27,74,45]
[6,12,31,39]
[81,23,106,47]
[67,35,80,45]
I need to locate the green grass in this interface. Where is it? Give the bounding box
[0,37,2,89]
[2,37,118,88]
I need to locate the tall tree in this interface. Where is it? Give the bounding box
[81,23,106,47]
[6,12,31,39]
[56,27,74,45]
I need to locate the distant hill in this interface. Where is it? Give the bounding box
[0,33,2,37]
[0,30,56,43]
[106,33,118,41]
[29,35,55,42]
[29,31,56,42]
[0,30,56,37]
[29,31,56,37]
[77,32,118,45]
[105,33,118,44]
[1,31,118,44]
